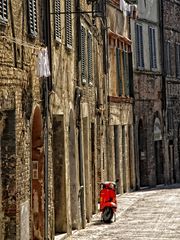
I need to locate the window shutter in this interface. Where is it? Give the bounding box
[123,50,129,96]
[116,48,121,96]
[87,32,93,83]
[152,28,157,68]
[81,25,86,84]
[149,27,153,68]
[65,0,72,48]
[165,41,171,76]
[0,0,8,23]
[139,25,144,68]
[149,27,157,69]
[27,0,37,37]
[135,24,140,67]
[128,52,133,97]
[55,0,61,42]
[176,43,180,78]
[136,24,144,68]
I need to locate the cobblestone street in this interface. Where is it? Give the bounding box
[69,185,180,240]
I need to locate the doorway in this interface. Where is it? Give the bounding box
[138,119,148,187]
[31,106,44,240]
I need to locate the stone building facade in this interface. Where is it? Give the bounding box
[160,0,180,184]
[106,0,136,194]
[0,0,54,239]
[50,0,107,238]
[130,0,164,187]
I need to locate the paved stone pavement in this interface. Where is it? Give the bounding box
[68,184,180,240]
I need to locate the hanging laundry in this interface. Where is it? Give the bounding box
[130,4,138,19]
[120,0,130,16]
[36,47,51,78]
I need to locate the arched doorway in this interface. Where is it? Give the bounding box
[53,115,67,234]
[69,110,79,229]
[31,106,44,240]
[154,117,164,185]
[138,119,148,187]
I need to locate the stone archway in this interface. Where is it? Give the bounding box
[31,106,44,240]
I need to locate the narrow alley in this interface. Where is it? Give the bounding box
[69,185,180,240]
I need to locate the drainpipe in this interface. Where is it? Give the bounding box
[43,0,52,238]
[76,0,86,229]
[159,0,169,184]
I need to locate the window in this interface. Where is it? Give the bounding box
[27,0,37,37]
[176,43,180,78]
[165,41,171,76]
[135,23,144,69]
[116,44,132,97]
[0,0,8,24]
[55,0,61,42]
[87,31,93,84]
[149,27,157,70]
[65,0,72,48]
[81,25,86,84]
[116,48,123,96]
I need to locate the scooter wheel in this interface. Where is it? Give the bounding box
[102,207,113,223]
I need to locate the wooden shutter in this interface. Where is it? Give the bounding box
[136,24,144,68]
[55,0,61,42]
[123,50,129,96]
[28,0,37,37]
[139,25,144,68]
[176,43,180,78]
[81,25,86,84]
[128,52,134,97]
[149,27,157,69]
[87,31,93,83]
[165,41,171,76]
[116,48,121,96]
[0,0,8,23]
[65,0,72,48]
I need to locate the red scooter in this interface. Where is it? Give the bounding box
[99,181,117,223]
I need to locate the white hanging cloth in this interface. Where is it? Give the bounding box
[120,0,130,16]
[36,47,51,78]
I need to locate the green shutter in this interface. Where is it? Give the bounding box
[0,0,8,23]
[55,0,61,42]
[116,48,123,96]
[128,52,134,97]
[65,0,72,48]
[28,0,37,37]
[123,50,129,96]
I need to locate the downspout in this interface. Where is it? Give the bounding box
[76,0,86,229]
[43,0,52,239]
[159,0,168,184]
